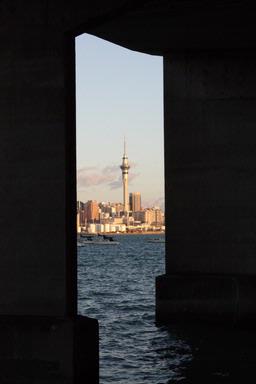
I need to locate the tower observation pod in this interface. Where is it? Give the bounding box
[120,139,130,214]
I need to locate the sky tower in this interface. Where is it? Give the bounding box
[120,138,130,213]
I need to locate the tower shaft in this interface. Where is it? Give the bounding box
[120,140,130,213]
[122,169,129,212]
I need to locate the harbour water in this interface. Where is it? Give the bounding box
[78,234,256,383]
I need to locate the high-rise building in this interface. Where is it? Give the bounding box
[85,200,99,223]
[151,208,163,226]
[129,192,141,212]
[114,203,124,217]
[77,201,86,226]
[133,207,163,225]
[120,139,130,213]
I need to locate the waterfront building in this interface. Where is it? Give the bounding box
[99,211,110,224]
[115,224,126,232]
[112,217,123,225]
[99,201,112,214]
[129,192,141,212]
[120,139,130,213]
[114,202,124,217]
[133,207,164,226]
[110,206,116,217]
[110,225,117,232]
[151,207,163,226]
[85,200,99,223]
[77,200,86,226]
[87,223,96,233]
[133,210,144,222]
[77,211,81,233]
[95,223,104,232]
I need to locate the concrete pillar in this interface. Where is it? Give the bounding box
[0,20,98,384]
[156,51,256,325]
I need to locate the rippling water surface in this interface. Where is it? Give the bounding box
[78,234,256,383]
[78,234,192,383]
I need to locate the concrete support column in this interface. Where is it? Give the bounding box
[156,51,256,325]
[0,21,98,383]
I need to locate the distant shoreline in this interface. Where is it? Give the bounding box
[78,231,165,236]
[115,231,165,235]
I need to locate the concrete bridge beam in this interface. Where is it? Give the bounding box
[156,51,256,324]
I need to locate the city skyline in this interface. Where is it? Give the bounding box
[76,33,164,210]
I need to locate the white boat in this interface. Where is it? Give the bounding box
[78,234,119,245]
[147,238,165,243]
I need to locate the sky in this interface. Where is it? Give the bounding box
[76,33,164,210]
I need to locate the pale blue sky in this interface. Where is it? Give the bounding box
[76,33,164,209]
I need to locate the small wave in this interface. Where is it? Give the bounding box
[78,235,194,384]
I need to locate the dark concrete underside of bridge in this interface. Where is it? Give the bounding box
[1,1,256,382]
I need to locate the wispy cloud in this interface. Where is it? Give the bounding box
[77,166,113,188]
[77,164,139,190]
[143,196,165,210]
[108,175,122,190]
[102,165,120,173]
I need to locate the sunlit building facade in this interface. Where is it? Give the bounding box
[85,200,99,223]
[129,192,141,212]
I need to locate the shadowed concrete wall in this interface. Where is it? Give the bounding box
[0,24,69,316]
[156,51,256,324]
[0,2,101,382]
[165,51,256,276]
